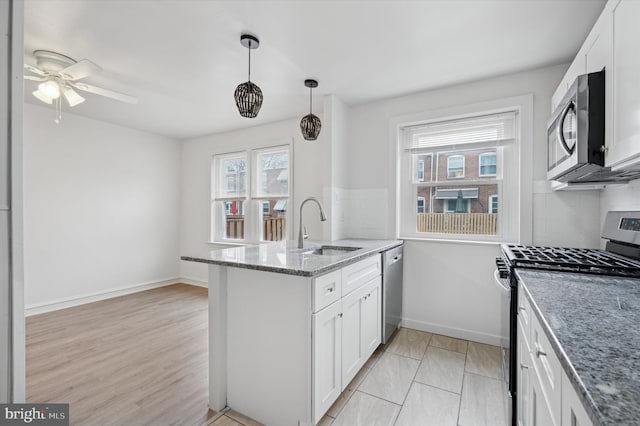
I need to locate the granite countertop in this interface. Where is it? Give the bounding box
[516,269,640,426]
[181,238,403,277]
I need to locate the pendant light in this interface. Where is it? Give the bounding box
[300,79,321,141]
[234,34,263,118]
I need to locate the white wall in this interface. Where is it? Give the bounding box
[179,115,330,284]
[344,64,601,344]
[23,104,181,312]
[599,180,640,245]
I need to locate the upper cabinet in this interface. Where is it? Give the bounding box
[552,0,640,171]
[609,0,640,169]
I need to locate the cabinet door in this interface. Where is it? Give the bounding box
[561,370,594,426]
[361,277,381,359]
[341,282,367,387]
[517,320,531,426]
[312,299,342,423]
[530,360,559,426]
[610,0,640,168]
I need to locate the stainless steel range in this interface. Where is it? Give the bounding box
[495,211,640,426]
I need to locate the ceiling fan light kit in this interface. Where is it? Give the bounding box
[234,34,263,118]
[24,50,137,124]
[300,79,321,141]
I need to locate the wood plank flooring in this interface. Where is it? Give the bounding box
[26,284,215,426]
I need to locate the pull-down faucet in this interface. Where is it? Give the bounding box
[298,197,327,248]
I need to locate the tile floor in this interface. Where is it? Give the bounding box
[208,327,509,426]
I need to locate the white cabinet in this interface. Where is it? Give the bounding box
[561,370,595,426]
[608,0,640,169]
[517,284,595,426]
[341,276,381,388]
[312,299,342,423]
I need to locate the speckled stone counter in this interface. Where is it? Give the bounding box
[516,269,640,426]
[181,239,402,277]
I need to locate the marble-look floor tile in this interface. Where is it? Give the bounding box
[429,334,468,354]
[364,344,384,369]
[358,352,419,405]
[331,391,400,426]
[385,328,432,359]
[458,373,508,426]
[327,366,370,417]
[394,382,460,426]
[465,342,503,380]
[414,346,466,394]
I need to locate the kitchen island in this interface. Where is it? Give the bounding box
[182,239,402,426]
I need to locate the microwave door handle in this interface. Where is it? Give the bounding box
[557,101,576,155]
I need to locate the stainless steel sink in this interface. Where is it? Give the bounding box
[309,245,362,256]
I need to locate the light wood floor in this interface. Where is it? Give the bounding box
[26,284,215,426]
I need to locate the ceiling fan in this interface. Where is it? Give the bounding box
[24,50,138,123]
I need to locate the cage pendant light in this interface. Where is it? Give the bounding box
[300,79,321,141]
[234,34,263,118]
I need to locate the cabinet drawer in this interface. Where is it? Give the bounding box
[313,270,342,313]
[531,315,562,423]
[342,255,381,296]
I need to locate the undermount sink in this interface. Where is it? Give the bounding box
[308,245,362,256]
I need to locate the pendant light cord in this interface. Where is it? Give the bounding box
[309,86,312,114]
[248,41,252,82]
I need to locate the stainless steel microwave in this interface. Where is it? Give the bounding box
[547,70,605,182]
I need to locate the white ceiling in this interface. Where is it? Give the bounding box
[23,0,606,140]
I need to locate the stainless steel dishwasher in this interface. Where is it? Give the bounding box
[382,245,403,344]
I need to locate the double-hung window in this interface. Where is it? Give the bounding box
[212,145,290,243]
[399,111,518,241]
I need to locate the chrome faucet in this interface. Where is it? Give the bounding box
[298,197,327,248]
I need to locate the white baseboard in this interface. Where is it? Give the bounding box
[401,317,504,347]
[179,277,208,288]
[25,277,187,316]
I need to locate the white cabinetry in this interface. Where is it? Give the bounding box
[609,0,640,169]
[312,299,342,422]
[561,370,595,426]
[517,283,595,426]
[310,255,381,424]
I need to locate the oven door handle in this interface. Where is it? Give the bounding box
[493,269,510,292]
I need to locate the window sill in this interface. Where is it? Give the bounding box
[399,236,507,246]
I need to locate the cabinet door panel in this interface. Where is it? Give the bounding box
[517,320,531,426]
[312,300,342,423]
[561,370,594,426]
[361,277,381,359]
[341,283,367,387]
[611,0,640,167]
[530,363,559,426]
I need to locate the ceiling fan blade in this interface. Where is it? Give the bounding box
[70,82,138,104]
[24,64,46,76]
[24,75,47,81]
[62,87,85,107]
[59,59,102,81]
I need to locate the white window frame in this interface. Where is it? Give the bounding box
[417,196,426,213]
[446,155,465,179]
[479,152,497,177]
[417,160,425,182]
[488,194,498,214]
[211,143,292,244]
[394,94,533,243]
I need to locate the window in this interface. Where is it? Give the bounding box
[447,155,465,178]
[417,160,425,182]
[489,195,498,214]
[398,110,519,241]
[479,152,497,176]
[212,145,291,242]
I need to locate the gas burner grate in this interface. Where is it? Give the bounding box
[501,244,640,278]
